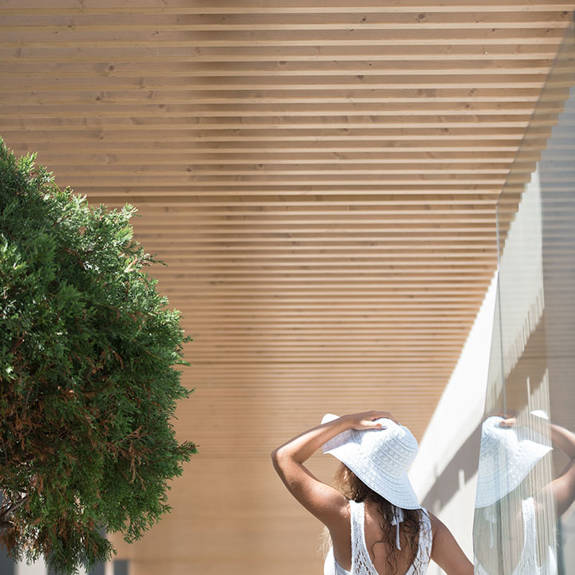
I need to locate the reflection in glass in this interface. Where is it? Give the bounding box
[474,413,554,574]
[473,17,575,575]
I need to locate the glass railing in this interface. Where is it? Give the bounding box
[474,17,575,575]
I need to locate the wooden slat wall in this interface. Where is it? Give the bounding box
[1,2,574,574]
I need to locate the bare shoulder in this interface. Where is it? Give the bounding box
[330,498,351,538]
[425,511,474,575]
[426,510,460,546]
[427,510,448,536]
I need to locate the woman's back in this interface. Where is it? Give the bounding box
[272,410,473,574]
[325,499,432,575]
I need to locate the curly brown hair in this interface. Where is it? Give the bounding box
[334,462,424,574]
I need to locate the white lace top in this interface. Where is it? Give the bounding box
[323,500,433,575]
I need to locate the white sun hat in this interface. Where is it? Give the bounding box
[320,413,421,510]
[475,415,553,509]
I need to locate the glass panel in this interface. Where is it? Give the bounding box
[474,18,575,575]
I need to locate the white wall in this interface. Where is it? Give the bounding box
[16,560,112,575]
[17,558,47,575]
[409,271,497,570]
[16,561,90,575]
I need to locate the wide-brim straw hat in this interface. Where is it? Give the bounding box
[475,415,552,508]
[320,413,421,510]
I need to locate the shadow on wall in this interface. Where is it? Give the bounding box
[422,424,482,512]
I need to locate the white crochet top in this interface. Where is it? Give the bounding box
[475,497,557,575]
[323,500,432,575]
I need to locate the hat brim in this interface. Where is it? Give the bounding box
[321,414,421,510]
[475,420,553,508]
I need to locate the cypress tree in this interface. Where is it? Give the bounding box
[0,138,196,573]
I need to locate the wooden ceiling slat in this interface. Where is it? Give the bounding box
[0,128,541,137]
[125,197,504,204]
[0,119,545,130]
[145,244,499,251]
[0,78,556,93]
[1,11,573,28]
[0,43,564,62]
[0,28,567,44]
[0,89,552,103]
[1,0,575,15]
[0,61,562,77]
[162,291,491,297]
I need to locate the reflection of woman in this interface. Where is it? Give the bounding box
[271,410,473,574]
[473,414,575,575]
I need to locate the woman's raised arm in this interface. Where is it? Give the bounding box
[270,411,392,527]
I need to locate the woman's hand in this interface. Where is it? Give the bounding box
[271,410,399,531]
[342,410,398,431]
[499,416,516,428]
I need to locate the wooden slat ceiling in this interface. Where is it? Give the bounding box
[1,2,574,574]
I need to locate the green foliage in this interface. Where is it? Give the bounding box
[0,138,196,573]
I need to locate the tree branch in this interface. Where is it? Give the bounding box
[0,493,28,526]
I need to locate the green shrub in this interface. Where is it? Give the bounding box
[0,138,196,573]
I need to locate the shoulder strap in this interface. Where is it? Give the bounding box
[323,545,336,575]
[323,501,354,575]
[348,499,362,551]
[348,500,379,575]
[517,496,540,573]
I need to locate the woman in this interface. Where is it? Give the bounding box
[271,410,473,575]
